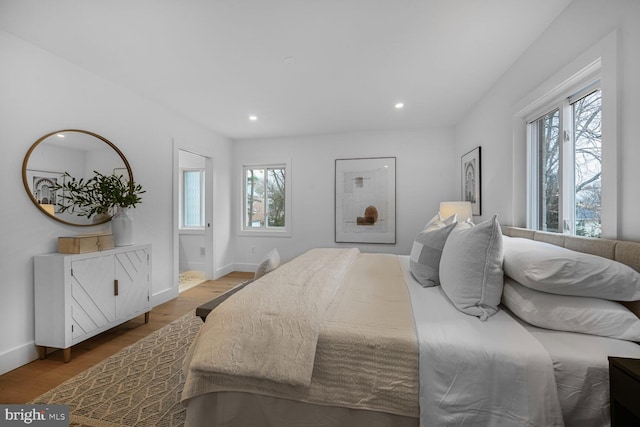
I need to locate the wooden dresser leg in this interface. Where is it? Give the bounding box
[144,312,150,324]
[63,348,71,363]
[37,346,47,360]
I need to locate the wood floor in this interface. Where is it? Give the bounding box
[0,271,253,404]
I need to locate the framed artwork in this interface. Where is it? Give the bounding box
[26,169,66,213]
[461,146,481,216]
[335,157,396,244]
[113,167,129,182]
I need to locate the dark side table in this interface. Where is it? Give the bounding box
[609,356,640,426]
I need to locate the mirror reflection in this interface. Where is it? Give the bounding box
[22,129,132,226]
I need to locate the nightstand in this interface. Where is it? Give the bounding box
[609,356,640,426]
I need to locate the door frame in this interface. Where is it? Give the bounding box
[172,141,215,294]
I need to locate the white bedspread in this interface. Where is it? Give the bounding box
[188,247,359,387]
[400,256,565,427]
[182,251,419,418]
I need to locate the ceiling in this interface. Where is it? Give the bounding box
[0,0,572,140]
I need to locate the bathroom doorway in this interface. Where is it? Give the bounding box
[174,146,214,293]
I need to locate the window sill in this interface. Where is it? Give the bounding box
[238,228,292,238]
[179,228,205,235]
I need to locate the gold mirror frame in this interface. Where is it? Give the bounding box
[22,129,133,226]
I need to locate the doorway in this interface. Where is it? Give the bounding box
[174,146,214,294]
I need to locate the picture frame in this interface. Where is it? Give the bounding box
[461,146,481,216]
[26,169,66,213]
[113,167,129,182]
[335,157,396,244]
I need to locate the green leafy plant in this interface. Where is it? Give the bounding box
[53,171,145,219]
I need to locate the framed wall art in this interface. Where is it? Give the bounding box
[113,167,129,182]
[335,157,396,244]
[461,146,481,216]
[26,169,66,213]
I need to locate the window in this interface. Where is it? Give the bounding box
[514,33,617,238]
[242,162,290,234]
[182,169,205,228]
[528,85,602,237]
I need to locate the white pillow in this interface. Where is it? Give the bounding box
[502,277,640,342]
[456,218,475,229]
[439,214,504,321]
[410,220,457,287]
[423,212,456,230]
[254,248,281,280]
[502,236,640,301]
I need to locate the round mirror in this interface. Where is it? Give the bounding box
[22,129,133,226]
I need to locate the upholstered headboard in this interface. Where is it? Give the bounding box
[502,226,640,318]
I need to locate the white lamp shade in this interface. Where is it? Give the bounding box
[439,201,472,222]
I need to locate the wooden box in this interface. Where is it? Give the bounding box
[58,234,115,254]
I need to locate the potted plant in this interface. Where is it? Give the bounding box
[53,171,144,218]
[53,171,145,246]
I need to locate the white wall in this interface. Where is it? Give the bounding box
[455,0,640,240]
[179,233,205,272]
[232,128,457,268]
[0,31,233,375]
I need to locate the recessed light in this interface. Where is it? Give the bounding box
[394,102,404,109]
[249,115,258,121]
[56,133,65,138]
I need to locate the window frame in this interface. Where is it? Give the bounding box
[527,106,562,233]
[238,159,292,237]
[526,84,601,236]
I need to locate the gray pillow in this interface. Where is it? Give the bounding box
[254,248,281,280]
[410,221,457,287]
[439,214,504,321]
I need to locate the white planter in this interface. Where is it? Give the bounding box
[92,212,111,224]
[111,206,134,246]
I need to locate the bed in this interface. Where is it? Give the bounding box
[181,219,640,427]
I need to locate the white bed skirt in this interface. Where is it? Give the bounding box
[185,392,418,427]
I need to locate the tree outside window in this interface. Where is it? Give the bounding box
[530,87,602,238]
[245,166,286,229]
[573,90,602,237]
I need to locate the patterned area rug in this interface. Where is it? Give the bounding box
[30,313,203,427]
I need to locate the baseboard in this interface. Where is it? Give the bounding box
[0,341,39,376]
[214,262,235,279]
[186,262,205,271]
[151,286,178,307]
[231,263,258,273]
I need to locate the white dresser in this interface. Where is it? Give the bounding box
[34,244,151,362]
